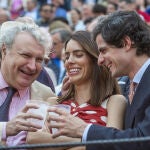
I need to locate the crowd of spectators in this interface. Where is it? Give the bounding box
[1,0,150,28]
[1,0,150,149]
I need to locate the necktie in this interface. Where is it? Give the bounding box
[128,82,137,104]
[0,87,16,121]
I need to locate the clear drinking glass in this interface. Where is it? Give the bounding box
[27,100,49,128]
[49,104,71,134]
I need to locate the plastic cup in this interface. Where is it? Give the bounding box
[27,100,49,128]
[49,104,71,134]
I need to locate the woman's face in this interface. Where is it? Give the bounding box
[64,39,93,85]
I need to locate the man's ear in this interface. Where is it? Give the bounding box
[123,36,133,52]
[1,43,7,59]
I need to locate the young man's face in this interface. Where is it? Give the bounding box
[1,32,45,90]
[96,34,130,78]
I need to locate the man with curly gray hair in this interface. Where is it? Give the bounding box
[0,21,55,146]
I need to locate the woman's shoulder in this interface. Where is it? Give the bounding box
[107,94,127,107]
[109,94,126,102]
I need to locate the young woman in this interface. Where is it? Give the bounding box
[57,30,126,129]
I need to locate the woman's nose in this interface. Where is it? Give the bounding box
[67,55,75,63]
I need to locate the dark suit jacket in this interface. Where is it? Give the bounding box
[48,59,60,84]
[86,65,150,150]
[37,67,55,93]
[117,76,130,99]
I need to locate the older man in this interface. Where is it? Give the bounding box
[0,21,55,146]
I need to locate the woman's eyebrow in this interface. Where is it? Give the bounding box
[65,49,85,54]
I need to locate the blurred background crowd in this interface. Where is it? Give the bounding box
[1,0,150,26]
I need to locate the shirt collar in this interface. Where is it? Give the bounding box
[17,88,30,100]
[0,71,30,99]
[133,58,150,84]
[0,71,9,89]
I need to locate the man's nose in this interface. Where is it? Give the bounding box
[98,54,105,66]
[27,58,36,71]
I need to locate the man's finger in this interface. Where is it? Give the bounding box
[48,107,67,117]
[17,124,41,132]
[21,103,39,113]
[19,119,43,129]
[62,76,70,90]
[24,112,44,120]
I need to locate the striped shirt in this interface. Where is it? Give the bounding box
[0,71,30,146]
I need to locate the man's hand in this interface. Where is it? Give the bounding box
[61,76,71,96]
[47,107,88,138]
[6,103,43,137]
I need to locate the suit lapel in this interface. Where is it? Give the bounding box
[31,80,56,101]
[125,65,150,128]
[31,81,43,100]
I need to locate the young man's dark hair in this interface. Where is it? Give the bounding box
[93,10,150,56]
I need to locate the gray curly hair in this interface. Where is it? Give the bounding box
[0,21,47,52]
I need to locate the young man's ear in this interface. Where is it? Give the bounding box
[123,36,132,51]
